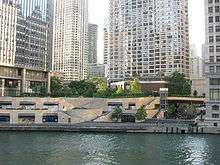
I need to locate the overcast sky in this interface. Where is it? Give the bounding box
[88,0,205,64]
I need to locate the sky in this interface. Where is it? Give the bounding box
[88,0,205,64]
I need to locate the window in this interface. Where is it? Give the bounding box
[209,26,214,32]
[217,46,220,52]
[216,36,220,42]
[215,6,220,13]
[216,26,220,32]
[209,16,214,23]
[209,46,214,52]
[216,16,220,22]
[209,36,214,43]
[210,66,215,73]
[210,78,220,85]
[217,66,220,72]
[210,89,220,100]
[212,114,219,118]
[209,7,213,13]
[212,105,220,110]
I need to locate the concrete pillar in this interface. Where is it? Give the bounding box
[1,79,5,97]
[35,112,43,124]
[47,72,51,94]
[21,69,26,94]
[10,111,18,124]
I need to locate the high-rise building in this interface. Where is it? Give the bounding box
[53,0,88,82]
[103,27,108,65]
[204,0,220,126]
[88,23,98,64]
[15,0,54,71]
[0,0,52,96]
[106,0,190,82]
[0,0,17,66]
[189,45,203,79]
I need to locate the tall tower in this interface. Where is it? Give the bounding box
[53,0,88,82]
[88,23,98,64]
[107,0,190,82]
[0,0,17,66]
[15,0,54,71]
[204,0,220,127]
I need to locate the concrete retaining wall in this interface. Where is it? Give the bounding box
[0,122,218,134]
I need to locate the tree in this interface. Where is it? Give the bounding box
[185,104,197,119]
[111,106,123,121]
[115,86,125,96]
[50,76,63,97]
[165,105,176,119]
[129,78,142,96]
[166,71,191,96]
[68,80,96,97]
[97,81,108,96]
[136,105,147,121]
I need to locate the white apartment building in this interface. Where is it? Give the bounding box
[0,0,17,66]
[53,0,88,82]
[106,0,190,82]
[204,0,220,127]
[88,23,98,64]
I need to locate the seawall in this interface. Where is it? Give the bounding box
[0,122,219,134]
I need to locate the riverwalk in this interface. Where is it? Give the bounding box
[0,122,219,134]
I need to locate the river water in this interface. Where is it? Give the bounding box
[0,132,219,165]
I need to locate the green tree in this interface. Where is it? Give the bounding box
[115,86,125,96]
[97,81,108,96]
[68,80,97,97]
[185,104,197,119]
[129,78,142,96]
[165,105,176,119]
[166,71,191,96]
[50,76,63,97]
[111,106,123,121]
[136,105,147,121]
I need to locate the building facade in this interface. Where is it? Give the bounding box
[0,0,17,66]
[189,45,204,79]
[0,0,51,96]
[204,0,220,126]
[87,64,105,80]
[106,0,190,82]
[15,0,54,71]
[53,0,88,82]
[88,23,98,64]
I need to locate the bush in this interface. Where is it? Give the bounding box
[111,106,123,121]
[136,105,147,121]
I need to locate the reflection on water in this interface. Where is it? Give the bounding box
[0,133,219,165]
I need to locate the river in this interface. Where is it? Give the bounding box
[0,132,219,165]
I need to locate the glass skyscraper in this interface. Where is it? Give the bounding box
[18,0,48,20]
[15,0,54,71]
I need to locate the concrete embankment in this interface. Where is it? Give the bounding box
[0,122,219,134]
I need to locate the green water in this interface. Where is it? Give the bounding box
[0,132,219,165]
